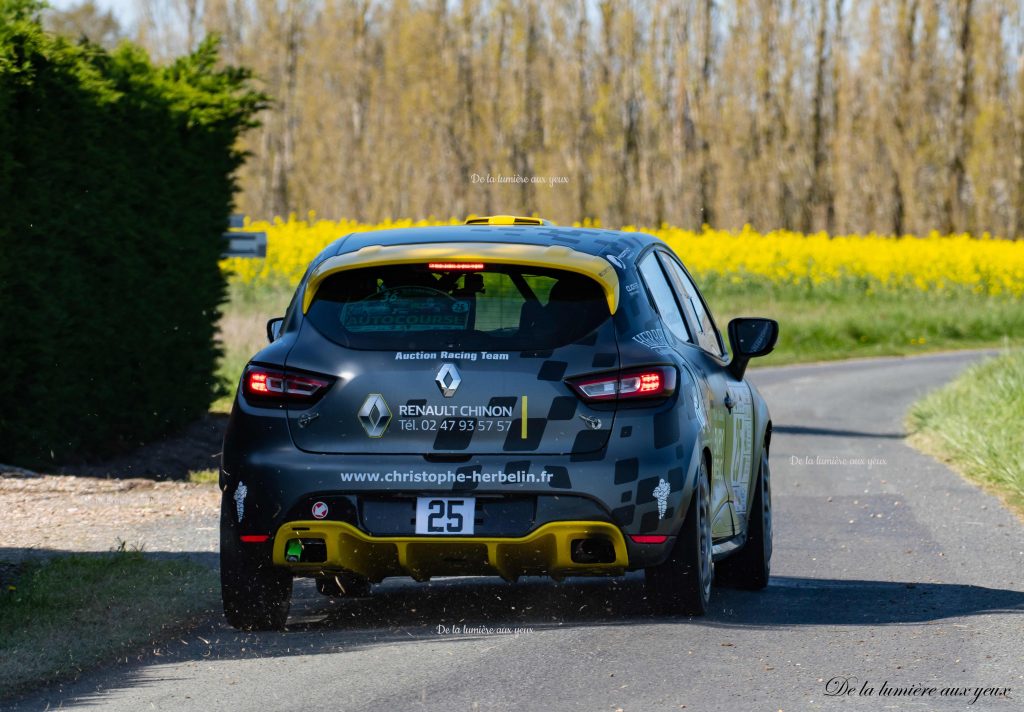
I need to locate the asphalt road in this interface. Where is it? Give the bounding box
[10,350,1023,711]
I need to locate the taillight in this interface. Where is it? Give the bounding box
[630,535,668,544]
[568,366,677,402]
[242,365,334,407]
[240,534,270,543]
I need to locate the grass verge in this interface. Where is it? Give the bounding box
[188,468,220,484]
[0,549,218,698]
[908,350,1024,519]
[706,281,1024,365]
[213,283,294,413]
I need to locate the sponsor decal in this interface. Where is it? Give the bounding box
[521,395,528,439]
[395,351,509,361]
[233,482,247,522]
[625,282,640,294]
[396,398,516,432]
[693,388,708,429]
[606,248,633,269]
[726,383,754,514]
[681,365,709,430]
[435,363,462,397]
[398,404,515,417]
[653,478,670,519]
[340,469,555,484]
[358,394,392,437]
[632,328,672,353]
[311,501,329,519]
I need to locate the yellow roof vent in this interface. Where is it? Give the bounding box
[465,215,551,226]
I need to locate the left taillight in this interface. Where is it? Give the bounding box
[568,366,678,403]
[242,365,334,407]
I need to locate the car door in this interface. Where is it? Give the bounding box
[658,252,756,536]
[636,252,734,540]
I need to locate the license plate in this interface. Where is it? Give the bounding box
[415,497,475,535]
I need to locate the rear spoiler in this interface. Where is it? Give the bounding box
[302,242,620,314]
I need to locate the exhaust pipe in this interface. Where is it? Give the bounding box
[570,538,616,564]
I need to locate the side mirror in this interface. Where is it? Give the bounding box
[727,317,779,380]
[266,317,285,343]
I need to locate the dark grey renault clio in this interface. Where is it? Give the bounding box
[220,215,777,629]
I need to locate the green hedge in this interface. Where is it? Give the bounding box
[0,0,264,466]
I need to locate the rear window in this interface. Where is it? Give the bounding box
[306,264,610,350]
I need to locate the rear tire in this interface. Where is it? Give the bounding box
[220,497,292,631]
[316,573,371,598]
[645,460,713,616]
[716,449,772,590]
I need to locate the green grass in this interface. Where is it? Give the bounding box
[908,350,1024,518]
[213,283,294,413]
[212,280,1024,411]
[706,280,1024,365]
[188,468,220,484]
[0,549,218,697]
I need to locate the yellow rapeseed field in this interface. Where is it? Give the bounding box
[222,216,1024,297]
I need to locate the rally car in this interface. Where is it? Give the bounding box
[220,215,777,629]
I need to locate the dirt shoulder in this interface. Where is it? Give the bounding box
[0,474,220,561]
[0,414,227,562]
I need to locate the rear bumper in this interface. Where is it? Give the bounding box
[272,519,634,581]
[221,400,704,560]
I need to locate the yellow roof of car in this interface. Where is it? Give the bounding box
[302,241,620,314]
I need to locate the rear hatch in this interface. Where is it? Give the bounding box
[283,259,619,455]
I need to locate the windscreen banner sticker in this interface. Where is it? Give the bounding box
[340,288,469,332]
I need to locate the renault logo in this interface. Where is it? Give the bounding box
[357,394,392,437]
[435,363,461,398]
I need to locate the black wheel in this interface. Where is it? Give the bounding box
[220,496,292,630]
[645,460,713,615]
[316,573,372,598]
[716,449,772,590]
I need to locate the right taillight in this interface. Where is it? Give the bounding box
[242,365,334,407]
[568,366,677,402]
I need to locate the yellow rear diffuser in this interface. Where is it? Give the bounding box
[273,520,629,582]
[302,242,620,314]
